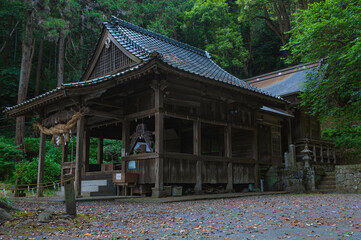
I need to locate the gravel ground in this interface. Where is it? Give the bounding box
[1,194,361,240]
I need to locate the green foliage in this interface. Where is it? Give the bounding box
[184,0,248,77]
[14,157,61,185]
[285,0,361,155]
[0,196,12,207]
[0,137,21,181]
[103,139,122,163]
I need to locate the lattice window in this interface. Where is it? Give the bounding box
[89,40,135,79]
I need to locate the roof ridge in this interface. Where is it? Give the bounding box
[244,62,318,83]
[110,16,208,58]
[105,22,151,59]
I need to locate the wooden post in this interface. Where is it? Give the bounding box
[253,128,259,188]
[225,125,233,192]
[287,118,292,146]
[97,137,103,165]
[327,146,330,163]
[154,111,164,192]
[333,148,337,164]
[153,80,164,197]
[193,119,202,193]
[313,144,317,162]
[61,144,68,186]
[83,131,90,173]
[63,173,76,217]
[37,132,46,197]
[75,117,85,198]
[320,144,324,163]
[121,121,129,179]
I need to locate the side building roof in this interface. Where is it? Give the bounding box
[244,62,318,97]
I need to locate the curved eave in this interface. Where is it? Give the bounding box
[4,61,156,118]
[153,57,288,106]
[5,56,287,118]
[5,89,66,118]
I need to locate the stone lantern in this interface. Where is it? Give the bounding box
[301,142,312,168]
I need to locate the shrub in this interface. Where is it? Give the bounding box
[23,137,41,160]
[14,157,61,185]
[0,137,21,181]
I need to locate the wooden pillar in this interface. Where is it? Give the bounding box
[225,125,233,191]
[83,131,90,173]
[194,119,202,193]
[36,132,46,197]
[320,144,324,163]
[287,118,292,146]
[253,128,259,188]
[327,146,330,163]
[313,144,317,163]
[61,144,68,186]
[97,137,103,165]
[121,121,129,177]
[75,116,85,198]
[154,111,164,190]
[153,81,164,196]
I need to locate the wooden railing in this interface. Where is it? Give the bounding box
[295,138,336,164]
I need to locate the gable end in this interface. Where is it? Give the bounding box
[83,30,141,81]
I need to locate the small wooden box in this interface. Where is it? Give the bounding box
[113,173,138,183]
[102,163,114,172]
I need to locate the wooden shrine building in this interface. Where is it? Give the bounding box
[5,17,292,197]
[245,63,336,165]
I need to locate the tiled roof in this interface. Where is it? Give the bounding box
[107,16,281,99]
[4,64,146,112]
[5,17,285,114]
[262,70,312,96]
[245,62,318,97]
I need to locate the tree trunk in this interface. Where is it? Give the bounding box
[57,31,65,87]
[15,7,34,148]
[35,38,44,96]
[0,19,18,90]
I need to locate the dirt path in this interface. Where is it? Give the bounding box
[1,194,360,239]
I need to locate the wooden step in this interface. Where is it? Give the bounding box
[319,180,335,185]
[317,184,336,189]
[317,189,335,193]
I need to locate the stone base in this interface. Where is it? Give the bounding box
[151,188,167,198]
[226,183,234,192]
[172,186,182,196]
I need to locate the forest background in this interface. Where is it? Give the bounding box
[0,0,360,184]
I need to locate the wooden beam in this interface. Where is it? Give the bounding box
[87,101,123,109]
[164,111,256,131]
[86,109,123,120]
[124,108,157,121]
[36,133,46,197]
[75,116,85,197]
[165,97,201,108]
